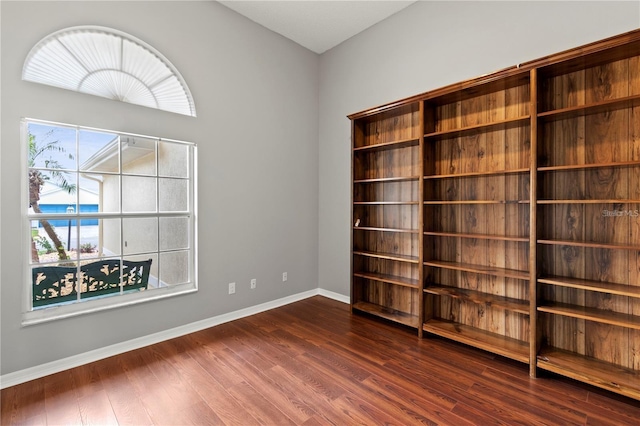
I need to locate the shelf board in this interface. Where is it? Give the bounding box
[537,94,640,122]
[353,301,420,328]
[424,168,530,179]
[538,276,640,299]
[353,250,419,264]
[353,137,419,152]
[538,161,640,171]
[423,319,530,363]
[353,271,420,288]
[353,201,419,205]
[538,303,640,330]
[424,260,529,281]
[424,200,530,205]
[424,116,530,140]
[424,231,528,242]
[537,239,640,251]
[537,199,639,205]
[354,176,420,184]
[537,345,640,400]
[354,226,419,234]
[424,285,529,315]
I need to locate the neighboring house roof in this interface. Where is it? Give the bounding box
[39,182,99,205]
[81,135,155,173]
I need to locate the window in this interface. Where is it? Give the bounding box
[22,26,196,117]
[23,119,197,324]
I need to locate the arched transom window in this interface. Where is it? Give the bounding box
[22,26,196,117]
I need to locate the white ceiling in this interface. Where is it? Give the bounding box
[218,1,417,54]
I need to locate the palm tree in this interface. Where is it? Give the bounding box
[28,131,76,262]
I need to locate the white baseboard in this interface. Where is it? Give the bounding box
[0,288,350,389]
[318,288,350,304]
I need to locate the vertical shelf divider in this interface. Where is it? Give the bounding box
[350,119,357,314]
[528,67,539,377]
[417,102,425,338]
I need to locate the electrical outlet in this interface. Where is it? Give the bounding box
[228,282,236,294]
[282,272,287,282]
[250,278,257,289]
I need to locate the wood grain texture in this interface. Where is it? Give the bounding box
[422,77,532,354]
[4,296,639,425]
[538,345,640,400]
[424,285,530,314]
[526,68,538,378]
[352,103,423,326]
[629,56,640,372]
[536,49,640,392]
[353,103,420,148]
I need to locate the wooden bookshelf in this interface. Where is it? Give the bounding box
[423,319,530,363]
[353,271,420,289]
[354,176,421,184]
[424,168,529,179]
[421,69,533,367]
[537,346,640,400]
[537,239,640,250]
[538,276,640,298]
[538,303,640,330]
[351,102,423,332]
[537,94,640,121]
[538,161,640,171]
[423,231,528,242]
[423,116,530,140]
[424,285,530,315]
[349,28,640,400]
[424,260,529,281]
[353,301,420,328]
[353,137,419,152]
[535,30,640,400]
[353,250,419,263]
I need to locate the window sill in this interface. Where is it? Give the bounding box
[22,282,197,326]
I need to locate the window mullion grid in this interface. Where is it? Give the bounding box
[119,135,124,295]
[189,145,195,284]
[28,211,190,220]
[75,126,81,302]
[25,119,196,316]
[24,120,33,312]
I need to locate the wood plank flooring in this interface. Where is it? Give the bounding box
[2,296,640,425]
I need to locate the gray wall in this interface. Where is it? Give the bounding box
[317,1,640,295]
[0,1,319,375]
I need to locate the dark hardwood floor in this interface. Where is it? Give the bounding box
[2,296,639,425]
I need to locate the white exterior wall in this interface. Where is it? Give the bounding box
[101,141,190,286]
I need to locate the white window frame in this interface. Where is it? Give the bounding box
[21,118,198,326]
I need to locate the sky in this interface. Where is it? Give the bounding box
[28,121,117,171]
[28,121,118,197]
